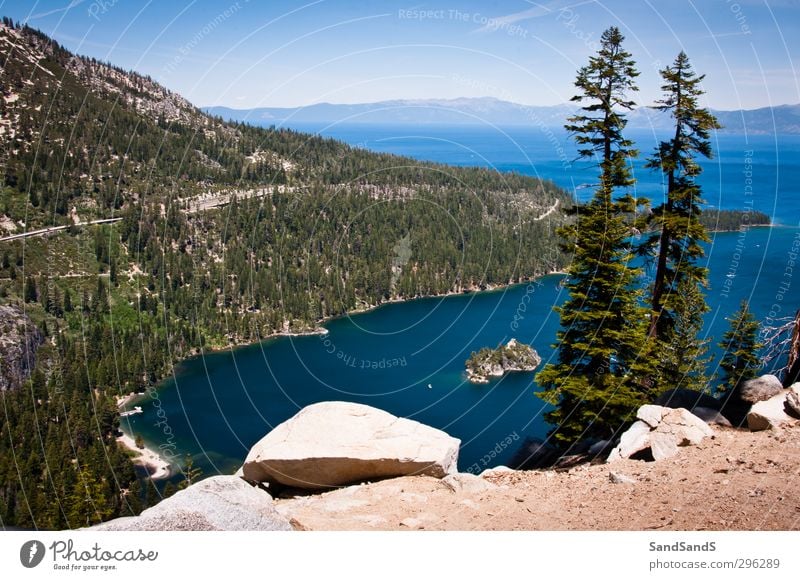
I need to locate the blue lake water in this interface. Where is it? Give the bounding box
[289,123,800,225]
[123,124,800,478]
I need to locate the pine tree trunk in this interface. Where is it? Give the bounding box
[649,194,672,338]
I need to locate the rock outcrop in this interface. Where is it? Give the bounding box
[267,422,800,531]
[242,401,460,490]
[607,405,714,462]
[87,400,800,531]
[717,374,785,426]
[0,305,44,391]
[92,475,292,531]
[785,389,800,419]
[653,377,785,428]
[275,473,498,531]
[747,383,800,431]
[465,338,541,383]
[738,375,783,405]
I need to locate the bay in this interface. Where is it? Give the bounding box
[123,124,800,479]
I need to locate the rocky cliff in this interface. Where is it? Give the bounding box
[0,305,43,391]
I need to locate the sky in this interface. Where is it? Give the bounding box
[1,0,799,111]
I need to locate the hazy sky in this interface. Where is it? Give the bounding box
[3,0,799,110]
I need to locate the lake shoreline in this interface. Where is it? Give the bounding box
[171,269,568,362]
[116,269,567,476]
[116,432,172,480]
[118,224,787,476]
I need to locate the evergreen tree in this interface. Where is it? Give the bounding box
[536,26,651,444]
[177,454,202,490]
[644,51,720,390]
[144,479,159,509]
[94,276,108,314]
[24,275,37,303]
[644,53,719,336]
[656,277,711,390]
[718,300,762,393]
[67,467,113,528]
[124,479,143,517]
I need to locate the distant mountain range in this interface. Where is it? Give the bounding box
[206,97,800,135]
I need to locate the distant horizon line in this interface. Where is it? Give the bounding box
[203,97,799,114]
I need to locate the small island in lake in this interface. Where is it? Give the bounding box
[465,339,542,384]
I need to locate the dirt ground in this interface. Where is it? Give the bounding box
[275,422,800,531]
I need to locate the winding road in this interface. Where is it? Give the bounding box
[533,198,560,221]
[0,217,122,243]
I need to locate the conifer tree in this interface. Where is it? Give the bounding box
[67,467,113,528]
[144,479,159,509]
[718,300,762,393]
[177,454,202,490]
[24,275,37,303]
[656,276,711,390]
[537,27,651,444]
[644,52,720,392]
[124,480,143,516]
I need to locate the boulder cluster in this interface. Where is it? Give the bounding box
[607,405,714,461]
[609,375,800,461]
[94,375,800,531]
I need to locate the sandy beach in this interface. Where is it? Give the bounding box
[117,432,172,480]
[116,391,145,408]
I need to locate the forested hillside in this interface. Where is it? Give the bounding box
[0,20,570,528]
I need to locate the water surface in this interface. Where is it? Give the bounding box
[123,125,800,477]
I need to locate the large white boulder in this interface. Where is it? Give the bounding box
[747,384,800,431]
[608,420,652,460]
[242,402,460,489]
[92,475,292,531]
[608,405,714,462]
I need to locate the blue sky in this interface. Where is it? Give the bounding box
[2,0,798,110]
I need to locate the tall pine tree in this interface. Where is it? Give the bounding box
[644,51,720,390]
[536,27,651,444]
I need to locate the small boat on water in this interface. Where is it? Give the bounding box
[120,406,143,417]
